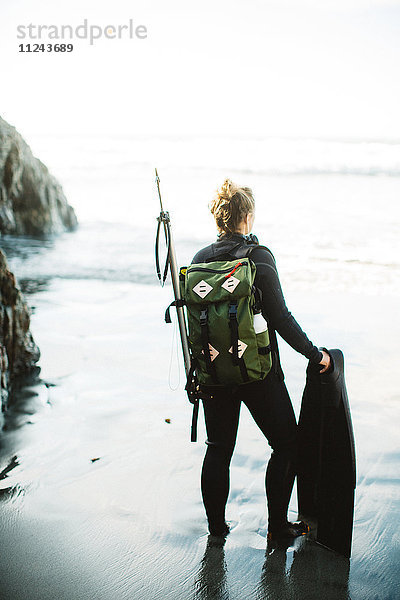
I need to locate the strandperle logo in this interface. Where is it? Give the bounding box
[17,19,148,46]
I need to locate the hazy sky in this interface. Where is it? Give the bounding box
[0,0,399,139]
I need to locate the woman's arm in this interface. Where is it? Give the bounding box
[250,246,323,364]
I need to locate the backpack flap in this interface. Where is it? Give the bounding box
[184,259,254,305]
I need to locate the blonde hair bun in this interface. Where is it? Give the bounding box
[209,178,255,234]
[218,178,238,201]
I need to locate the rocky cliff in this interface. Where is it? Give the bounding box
[0,116,77,235]
[0,116,78,419]
[0,249,40,414]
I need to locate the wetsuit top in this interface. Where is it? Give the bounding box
[191,233,323,374]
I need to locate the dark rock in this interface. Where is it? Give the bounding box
[0,249,40,413]
[0,116,77,235]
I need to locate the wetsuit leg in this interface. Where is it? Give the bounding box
[201,390,241,535]
[241,372,297,533]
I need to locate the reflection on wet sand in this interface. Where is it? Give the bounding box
[257,537,350,600]
[193,534,350,600]
[194,536,229,600]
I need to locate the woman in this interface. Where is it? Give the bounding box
[191,179,330,542]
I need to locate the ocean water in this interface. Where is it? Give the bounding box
[0,134,399,600]
[6,133,400,293]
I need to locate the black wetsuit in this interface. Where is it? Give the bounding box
[192,233,323,535]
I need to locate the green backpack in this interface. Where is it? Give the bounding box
[179,257,272,386]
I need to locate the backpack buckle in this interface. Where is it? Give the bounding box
[200,308,208,325]
[228,303,237,319]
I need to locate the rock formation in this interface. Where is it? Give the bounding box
[0,116,77,420]
[0,249,40,414]
[0,116,77,235]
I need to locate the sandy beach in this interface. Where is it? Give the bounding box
[0,273,398,599]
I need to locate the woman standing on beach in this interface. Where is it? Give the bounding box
[191,179,330,541]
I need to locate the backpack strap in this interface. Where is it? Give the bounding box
[185,358,214,442]
[228,241,279,379]
[184,359,200,442]
[258,345,271,355]
[164,299,186,323]
[228,301,250,383]
[199,308,219,384]
[228,242,275,261]
[200,238,275,264]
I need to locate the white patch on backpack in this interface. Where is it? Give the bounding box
[229,340,248,358]
[221,276,240,293]
[202,344,219,361]
[193,280,213,298]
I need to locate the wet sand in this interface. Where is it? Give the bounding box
[0,277,399,599]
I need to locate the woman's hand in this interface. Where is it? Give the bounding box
[319,350,331,373]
